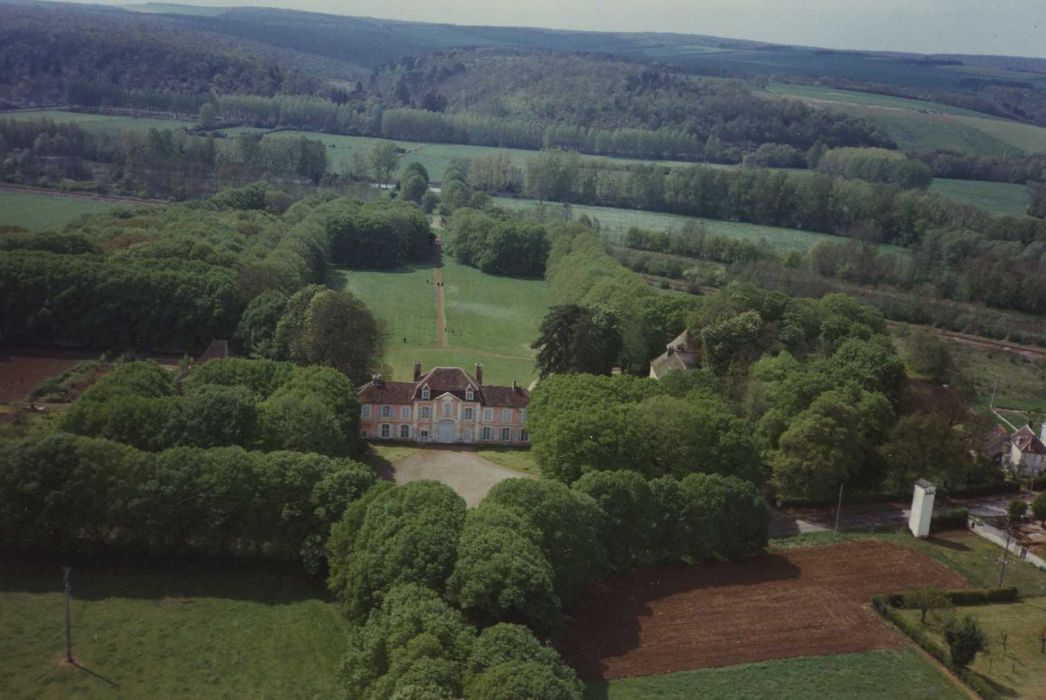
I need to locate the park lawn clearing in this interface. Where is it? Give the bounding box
[583,649,967,700]
[0,563,348,700]
[492,197,843,254]
[930,179,1031,218]
[897,600,1046,699]
[557,539,968,681]
[0,190,117,232]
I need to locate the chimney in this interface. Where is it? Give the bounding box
[413,361,422,381]
[512,380,517,391]
[372,374,383,387]
[475,363,483,384]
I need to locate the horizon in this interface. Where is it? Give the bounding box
[61,0,1046,61]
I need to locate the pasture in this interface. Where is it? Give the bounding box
[492,197,838,254]
[931,178,1031,217]
[332,259,549,386]
[0,190,117,232]
[0,563,348,700]
[898,600,1046,699]
[557,539,967,680]
[584,649,965,700]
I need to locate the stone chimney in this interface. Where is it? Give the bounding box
[372,374,383,387]
[413,361,422,381]
[475,363,484,384]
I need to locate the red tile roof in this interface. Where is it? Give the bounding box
[359,380,416,404]
[413,367,479,401]
[480,384,530,407]
[358,367,529,408]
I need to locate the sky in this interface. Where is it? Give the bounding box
[97,0,1046,58]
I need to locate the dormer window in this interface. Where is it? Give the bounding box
[421,386,430,400]
[465,389,474,401]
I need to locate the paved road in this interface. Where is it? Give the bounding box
[381,447,529,507]
[770,493,1035,538]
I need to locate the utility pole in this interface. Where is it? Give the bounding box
[834,482,844,533]
[63,566,73,664]
[997,529,1011,588]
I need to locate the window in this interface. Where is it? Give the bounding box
[420,429,430,440]
[521,408,527,423]
[399,424,410,439]
[465,389,474,401]
[483,408,493,422]
[500,427,511,441]
[362,404,371,418]
[462,407,474,420]
[380,424,391,438]
[361,429,368,438]
[421,386,430,400]
[501,408,513,422]
[481,427,493,441]
[420,406,432,419]
[380,405,393,418]
[520,428,529,442]
[442,401,453,418]
[401,405,410,420]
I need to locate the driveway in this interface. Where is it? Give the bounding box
[380,447,531,507]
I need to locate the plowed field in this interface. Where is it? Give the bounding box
[558,540,968,680]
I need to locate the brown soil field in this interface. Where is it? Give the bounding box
[0,353,83,402]
[558,540,968,680]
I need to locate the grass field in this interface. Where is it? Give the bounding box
[0,563,348,700]
[898,600,1046,699]
[584,649,965,700]
[332,258,549,385]
[492,197,839,254]
[0,190,117,231]
[930,179,1031,217]
[1,110,193,135]
[765,83,1046,156]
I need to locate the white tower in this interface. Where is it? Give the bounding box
[908,479,936,538]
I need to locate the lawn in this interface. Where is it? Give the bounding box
[0,563,348,700]
[1,109,193,135]
[0,190,117,232]
[898,600,1046,699]
[765,83,992,118]
[584,649,965,700]
[331,259,549,386]
[473,446,541,476]
[931,178,1031,217]
[492,197,839,254]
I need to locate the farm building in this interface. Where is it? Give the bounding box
[649,329,700,379]
[358,363,529,445]
[1009,424,1046,477]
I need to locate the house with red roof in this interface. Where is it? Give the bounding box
[357,362,529,445]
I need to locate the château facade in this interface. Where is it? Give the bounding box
[358,363,529,445]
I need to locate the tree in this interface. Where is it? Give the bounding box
[1032,492,1046,526]
[532,304,622,377]
[235,290,287,358]
[1007,499,1028,526]
[162,384,258,448]
[944,616,987,668]
[906,588,953,623]
[572,470,656,571]
[369,142,400,188]
[905,329,956,384]
[447,506,561,637]
[880,412,973,491]
[465,661,582,700]
[400,170,429,204]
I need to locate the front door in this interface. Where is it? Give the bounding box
[437,420,456,444]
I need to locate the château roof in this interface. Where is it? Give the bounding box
[358,366,529,408]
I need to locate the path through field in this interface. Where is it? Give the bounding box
[434,249,448,348]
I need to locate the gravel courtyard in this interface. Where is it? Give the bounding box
[381,447,531,506]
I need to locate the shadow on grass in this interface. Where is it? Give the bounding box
[924,535,971,552]
[327,260,439,290]
[1,557,332,604]
[73,661,119,688]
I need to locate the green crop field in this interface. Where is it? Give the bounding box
[584,649,965,700]
[0,563,348,700]
[765,83,994,119]
[0,191,118,232]
[1,110,193,135]
[493,196,841,254]
[930,179,1031,217]
[332,259,549,386]
[898,601,1046,699]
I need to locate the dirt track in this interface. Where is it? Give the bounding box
[557,540,968,680]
